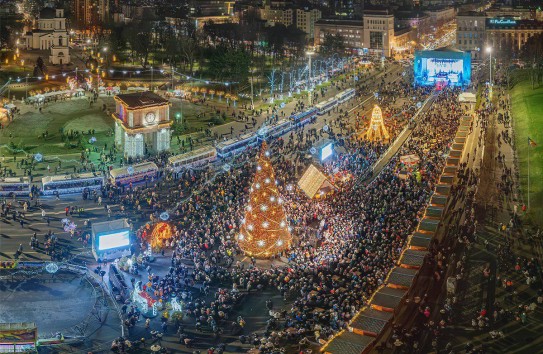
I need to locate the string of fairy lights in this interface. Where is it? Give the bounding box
[6,67,239,87]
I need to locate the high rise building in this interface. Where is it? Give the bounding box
[296,8,322,39]
[72,0,110,30]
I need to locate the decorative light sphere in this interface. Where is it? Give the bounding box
[45,262,59,274]
[277,240,283,246]
[260,204,268,211]
[270,196,276,202]
[238,234,245,240]
[280,221,286,228]
[258,240,265,247]
[262,221,270,228]
[255,183,261,189]
[265,178,271,184]
[247,224,254,231]
[257,165,262,171]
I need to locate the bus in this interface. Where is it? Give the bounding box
[216,132,258,158]
[168,146,217,172]
[109,162,159,186]
[335,88,356,103]
[316,98,338,115]
[290,107,318,127]
[41,173,105,195]
[258,119,293,141]
[0,177,31,196]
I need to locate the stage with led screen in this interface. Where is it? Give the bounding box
[414,47,471,87]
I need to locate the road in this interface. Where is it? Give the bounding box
[0,63,408,261]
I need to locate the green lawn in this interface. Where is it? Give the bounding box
[510,70,543,226]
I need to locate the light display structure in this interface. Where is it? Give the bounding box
[414,48,471,87]
[364,105,390,142]
[238,142,292,258]
[148,222,173,251]
[132,281,158,318]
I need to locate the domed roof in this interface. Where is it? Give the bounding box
[39,7,56,19]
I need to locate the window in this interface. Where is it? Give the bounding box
[369,31,383,49]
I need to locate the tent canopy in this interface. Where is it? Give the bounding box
[298,164,335,198]
[458,92,476,103]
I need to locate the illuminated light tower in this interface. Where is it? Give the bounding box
[364,105,390,142]
[238,142,292,258]
[486,46,492,86]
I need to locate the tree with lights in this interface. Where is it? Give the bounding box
[238,142,292,258]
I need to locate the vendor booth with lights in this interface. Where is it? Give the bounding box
[0,323,37,353]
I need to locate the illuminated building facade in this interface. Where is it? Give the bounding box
[457,11,543,59]
[112,92,172,158]
[25,8,71,65]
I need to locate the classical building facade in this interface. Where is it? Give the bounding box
[315,10,401,57]
[112,92,172,158]
[456,11,543,59]
[363,9,395,57]
[314,19,364,52]
[456,11,486,59]
[25,8,71,65]
[486,18,543,53]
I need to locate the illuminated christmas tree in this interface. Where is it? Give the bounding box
[238,142,292,258]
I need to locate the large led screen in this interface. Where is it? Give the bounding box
[414,50,471,87]
[321,143,333,161]
[421,58,464,84]
[97,230,130,251]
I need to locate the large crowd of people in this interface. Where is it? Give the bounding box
[1,63,475,354]
[92,80,467,354]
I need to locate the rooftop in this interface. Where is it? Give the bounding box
[39,7,57,19]
[315,18,363,27]
[115,92,169,109]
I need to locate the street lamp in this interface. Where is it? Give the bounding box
[249,67,255,110]
[103,47,108,67]
[486,46,492,86]
[306,51,315,105]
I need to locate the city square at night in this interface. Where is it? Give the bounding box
[1,0,543,353]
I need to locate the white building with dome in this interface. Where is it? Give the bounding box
[25,7,71,65]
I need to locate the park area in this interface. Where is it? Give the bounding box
[511,70,543,226]
[0,92,225,177]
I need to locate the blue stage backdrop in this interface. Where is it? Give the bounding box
[414,47,471,87]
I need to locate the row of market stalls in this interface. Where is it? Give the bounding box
[321,114,474,354]
[27,89,86,104]
[26,85,148,103]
